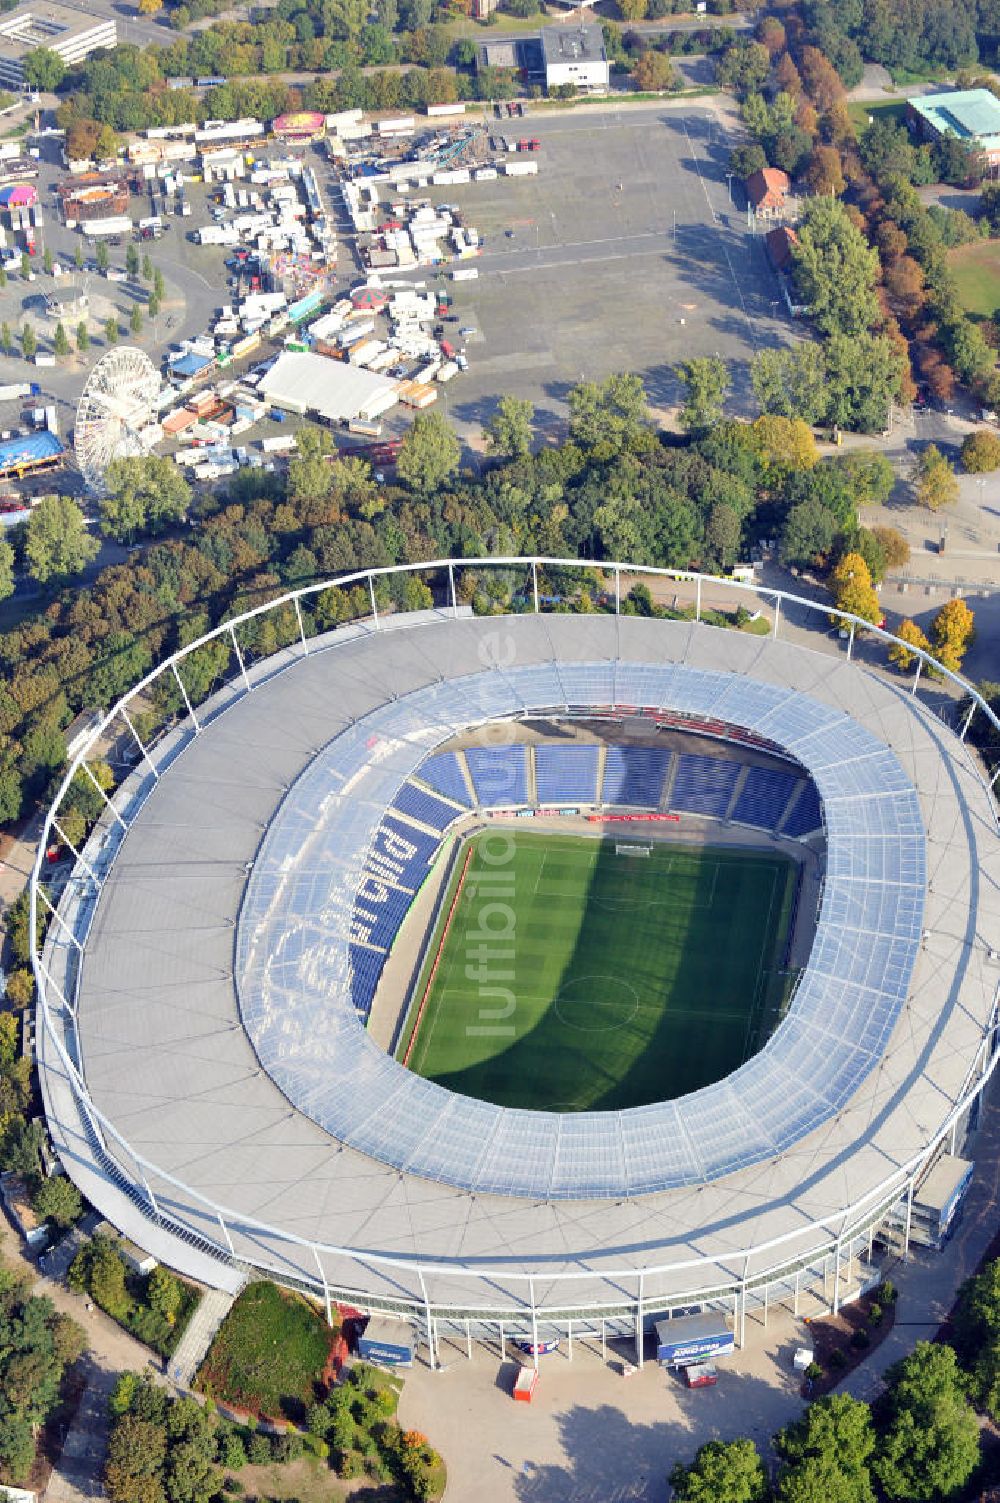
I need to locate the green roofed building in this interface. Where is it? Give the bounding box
[907,87,1000,167]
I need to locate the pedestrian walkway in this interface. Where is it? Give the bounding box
[44,1356,116,1503]
[167,1284,238,1388]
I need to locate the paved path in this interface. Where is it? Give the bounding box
[44,1359,117,1503]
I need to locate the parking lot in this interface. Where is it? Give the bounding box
[416,101,795,441]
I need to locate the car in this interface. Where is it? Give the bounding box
[683,1362,718,1388]
[459,325,475,336]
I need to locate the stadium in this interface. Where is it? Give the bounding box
[32,558,1000,1366]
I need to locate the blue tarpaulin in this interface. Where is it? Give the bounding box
[171,352,213,378]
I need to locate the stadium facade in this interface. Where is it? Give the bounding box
[33,560,1000,1363]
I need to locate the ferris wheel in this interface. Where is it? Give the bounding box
[74,345,161,492]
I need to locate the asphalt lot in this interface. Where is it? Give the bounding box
[418,102,795,439]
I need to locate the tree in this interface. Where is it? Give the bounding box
[703,502,742,570]
[141,253,153,281]
[20,323,36,361]
[749,415,818,476]
[871,525,909,569]
[96,241,110,273]
[74,242,84,270]
[931,598,975,672]
[23,494,99,586]
[33,1174,82,1229]
[676,356,730,434]
[76,321,89,352]
[22,46,66,91]
[104,315,120,345]
[829,551,881,626]
[632,50,676,92]
[876,1342,980,1501]
[780,498,838,568]
[146,293,160,320]
[95,124,118,162]
[776,1394,877,1503]
[962,429,1000,473]
[126,243,139,278]
[19,252,29,280]
[147,1266,182,1321]
[915,445,959,511]
[152,267,165,301]
[53,321,70,357]
[484,395,534,460]
[100,456,191,543]
[42,246,53,275]
[569,373,649,454]
[670,1437,768,1503]
[823,331,907,434]
[0,536,13,602]
[0,322,9,356]
[138,0,164,14]
[888,618,930,672]
[396,409,460,495]
[804,145,846,197]
[129,304,143,337]
[792,198,881,337]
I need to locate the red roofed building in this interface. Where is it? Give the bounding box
[746,166,791,221]
[765,224,798,270]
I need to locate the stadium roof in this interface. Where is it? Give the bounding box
[909,88,1000,147]
[41,612,1000,1310]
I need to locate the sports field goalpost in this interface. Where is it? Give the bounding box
[615,842,652,857]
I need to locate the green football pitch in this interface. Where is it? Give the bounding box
[398,832,799,1112]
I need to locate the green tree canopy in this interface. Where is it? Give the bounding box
[23,495,100,586]
[677,357,730,435]
[396,409,460,496]
[792,198,881,337]
[22,46,66,91]
[485,395,534,461]
[100,456,191,543]
[568,373,650,456]
[670,1436,768,1503]
[875,1342,980,1502]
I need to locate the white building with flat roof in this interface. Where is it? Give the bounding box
[0,2,116,88]
[540,23,608,92]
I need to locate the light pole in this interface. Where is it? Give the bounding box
[725,171,734,207]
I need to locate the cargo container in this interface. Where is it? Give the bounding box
[427,102,467,117]
[503,160,538,177]
[261,434,297,454]
[654,1315,734,1368]
[451,267,479,282]
[357,1318,413,1367]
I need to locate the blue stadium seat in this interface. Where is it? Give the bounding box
[348,943,386,1020]
[418,751,472,807]
[782,782,823,837]
[351,883,414,952]
[601,746,671,807]
[669,754,741,818]
[731,765,799,831]
[466,746,529,806]
[393,782,463,833]
[535,745,599,804]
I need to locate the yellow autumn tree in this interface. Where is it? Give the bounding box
[829,550,881,627]
[888,618,930,672]
[931,598,975,672]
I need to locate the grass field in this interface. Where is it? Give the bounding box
[949,240,1000,319]
[847,97,908,134]
[400,833,798,1112]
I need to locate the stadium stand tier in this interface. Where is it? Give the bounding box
[465,745,529,806]
[602,745,672,807]
[535,744,600,804]
[416,750,472,807]
[669,753,741,818]
[732,765,800,831]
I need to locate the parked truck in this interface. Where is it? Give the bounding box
[654,1314,734,1369]
[357,1318,414,1368]
[0,382,40,402]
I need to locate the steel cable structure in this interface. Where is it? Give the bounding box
[31,560,1000,1364]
